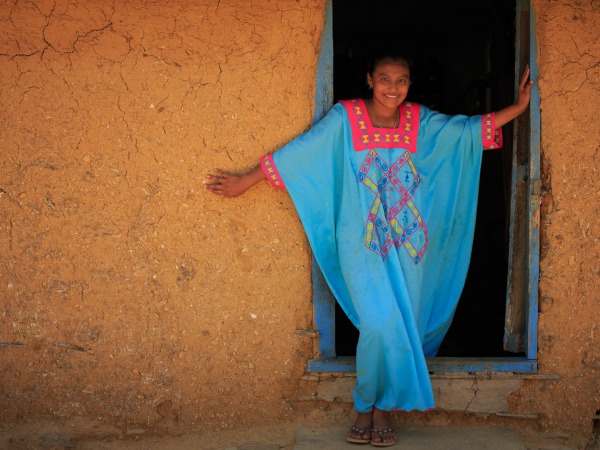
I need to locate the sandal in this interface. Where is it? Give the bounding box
[370,427,397,447]
[346,424,372,444]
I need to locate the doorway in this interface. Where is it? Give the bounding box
[331,0,521,357]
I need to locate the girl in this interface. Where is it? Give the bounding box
[206,54,533,447]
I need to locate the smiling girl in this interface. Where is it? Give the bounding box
[205,53,532,447]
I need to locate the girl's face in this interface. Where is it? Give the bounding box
[367,61,411,111]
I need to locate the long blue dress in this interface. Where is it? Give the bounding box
[261,99,502,413]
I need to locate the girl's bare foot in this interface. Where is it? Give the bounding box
[370,408,397,447]
[346,410,373,444]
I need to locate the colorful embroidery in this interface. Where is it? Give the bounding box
[482,112,503,150]
[358,149,428,264]
[260,154,286,189]
[340,99,421,153]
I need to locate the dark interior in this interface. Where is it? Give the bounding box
[332,0,522,357]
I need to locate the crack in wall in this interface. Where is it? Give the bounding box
[464,378,479,412]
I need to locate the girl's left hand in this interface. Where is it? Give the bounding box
[516,65,534,111]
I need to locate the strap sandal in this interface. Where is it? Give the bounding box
[370,427,397,447]
[346,424,372,444]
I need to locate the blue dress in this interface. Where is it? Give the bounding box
[261,99,502,413]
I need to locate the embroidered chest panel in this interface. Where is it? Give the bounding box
[340,99,421,153]
[358,149,428,264]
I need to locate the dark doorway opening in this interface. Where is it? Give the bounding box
[332,0,521,357]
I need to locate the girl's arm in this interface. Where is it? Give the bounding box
[494,65,534,128]
[205,164,265,198]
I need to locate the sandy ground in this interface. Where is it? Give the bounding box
[2,419,592,450]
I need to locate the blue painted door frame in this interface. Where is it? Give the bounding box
[309,0,540,373]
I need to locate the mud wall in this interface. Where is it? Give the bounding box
[0,0,323,432]
[1,0,599,445]
[514,0,600,442]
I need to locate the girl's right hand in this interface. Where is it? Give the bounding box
[204,169,250,198]
[205,164,267,198]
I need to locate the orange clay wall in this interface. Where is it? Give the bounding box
[510,0,600,443]
[0,0,598,445]
[0,0,323,432]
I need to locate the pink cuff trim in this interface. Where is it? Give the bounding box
[482,112,503,150]
[260,153,286,189]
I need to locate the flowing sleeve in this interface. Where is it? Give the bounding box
[417,107,503,154]
[258,103,349,263]
[258,103,361,322]
[260,103,347,189]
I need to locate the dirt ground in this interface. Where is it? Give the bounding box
[0,0,599,448]
[1,420,299,449]
[2,412,593,450]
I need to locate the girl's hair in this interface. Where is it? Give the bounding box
[366,50,413,77]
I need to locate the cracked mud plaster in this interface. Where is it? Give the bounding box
[1,0,599,445]
[0,0,323,431]
[518,0,600,445]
